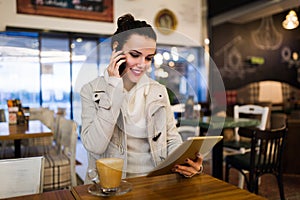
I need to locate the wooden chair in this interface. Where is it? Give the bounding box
[171,103,185,126]
[24,108,56,156]
[0,109,14,158]
[43,117,78,190]
[270,113,287,129]
[223,104,269,188]
[171,103,201,125]
[25,115,62,157]
[0,109,6,122]
[224,105,269,152]
[0,156,44,198]
[225,126,287,200]
[0,109,7,157]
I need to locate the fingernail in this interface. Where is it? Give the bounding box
[172,167,178,173]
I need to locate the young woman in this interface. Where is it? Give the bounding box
[80,14,203,182]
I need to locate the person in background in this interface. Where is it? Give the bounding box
[80,13,203,183]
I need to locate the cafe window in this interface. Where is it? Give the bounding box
[0,29,109,124]
[0,31,40,110]
[40,33,71,117]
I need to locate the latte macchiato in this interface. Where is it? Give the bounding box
[96,158,124,193]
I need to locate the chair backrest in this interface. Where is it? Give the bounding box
[52,115,62,145]
[56,107,67,117]
[171,103,185,113]
[271,113,287,129]
[0,109,6,122]
[233,104,269,141]
[240,126,287,178]
[29,107,47,121]
[172,103,201,124]
[41,108,55,129]
[171,104,185,125]
[171,104,201,113]
[57,117,78,186]
[0,156,44,198]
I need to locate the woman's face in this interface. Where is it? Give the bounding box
[121,34,156,83]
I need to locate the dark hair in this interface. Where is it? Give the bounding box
[111,14,157,50]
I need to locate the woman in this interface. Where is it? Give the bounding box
[80,14,203,182]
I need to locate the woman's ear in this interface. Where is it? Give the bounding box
[112,41,119,51]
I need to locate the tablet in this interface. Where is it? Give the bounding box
[147,136,223,177]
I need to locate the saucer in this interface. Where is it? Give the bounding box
[88,180,132,197]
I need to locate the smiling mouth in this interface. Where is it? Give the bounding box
[130,68,143,75]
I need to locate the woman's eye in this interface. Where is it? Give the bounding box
[146,57,153,61]
[129,52,139,57]
[129,52,153,61]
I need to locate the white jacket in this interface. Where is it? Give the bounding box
[80,75,182,183]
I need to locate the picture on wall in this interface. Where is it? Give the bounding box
[17,0,113,22]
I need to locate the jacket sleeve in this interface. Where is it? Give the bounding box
[80,77,125,154]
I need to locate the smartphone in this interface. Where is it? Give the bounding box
[118,57,126,76]
[115,45,126,76]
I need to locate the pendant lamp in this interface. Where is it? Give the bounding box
[282,10,299,30]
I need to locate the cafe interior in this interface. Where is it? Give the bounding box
[0,0,300,199]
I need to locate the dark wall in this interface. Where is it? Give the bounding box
[208,0,260,18]
[211,12,300,90]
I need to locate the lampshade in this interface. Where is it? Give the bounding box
[282,10,299,30]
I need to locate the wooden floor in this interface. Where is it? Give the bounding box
[75,139,300,200]
[203,161,300,200]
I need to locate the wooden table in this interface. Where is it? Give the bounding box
[71,173,266,200]
[0,120,53,158]
[5,189,75,200]
[181,116,260,180]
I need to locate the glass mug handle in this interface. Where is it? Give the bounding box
[87,168,99,182]
[88,168,102,191]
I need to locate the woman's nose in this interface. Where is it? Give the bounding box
[137,57,147,67]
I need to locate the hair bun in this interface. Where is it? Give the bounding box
[111,13,156,49]
[117,14,135,27]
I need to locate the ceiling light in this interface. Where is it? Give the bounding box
[76,37,83,43]
[282,10,299,30]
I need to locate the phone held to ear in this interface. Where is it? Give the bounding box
[118,60,126,76]
[115,45,126,76]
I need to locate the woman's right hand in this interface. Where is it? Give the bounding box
[107,49,126,78]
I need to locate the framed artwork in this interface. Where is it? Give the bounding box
[154,9,178,35]
[17,0,113,22]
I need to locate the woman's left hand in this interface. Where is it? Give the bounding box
[172,153,203,178]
